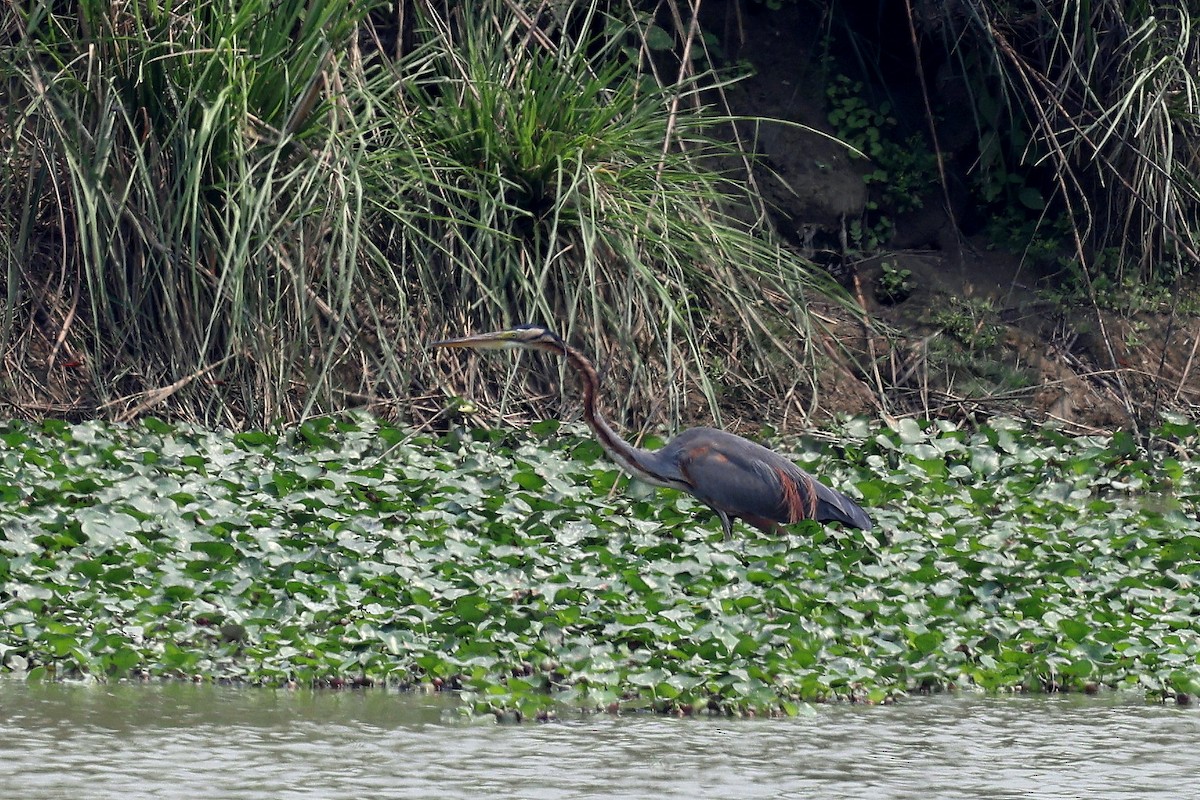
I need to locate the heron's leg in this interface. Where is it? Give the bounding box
[717,510,733,541]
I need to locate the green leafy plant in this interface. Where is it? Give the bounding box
[827,75,896,161]
[875,261,916,305]
[3,415,1200,717]
[1037,249,1183,316]
[848,216,894,254]
[826,75,937,254]
[931,296,1001,354]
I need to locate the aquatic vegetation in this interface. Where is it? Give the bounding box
[1,415,1198,718]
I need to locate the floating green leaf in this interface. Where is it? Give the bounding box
[1,415,1199,716]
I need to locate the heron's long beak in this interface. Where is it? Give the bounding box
[428,330,520,350]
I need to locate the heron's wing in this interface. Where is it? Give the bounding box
[666,427,872,531]
[665,428,796,523]
[802,469,874,530]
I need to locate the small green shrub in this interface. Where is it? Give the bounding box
[826,76,937,253]
[875,261,916,305]
[931,296,1001,354]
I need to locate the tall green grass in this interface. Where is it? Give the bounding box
[2,0,373,424]
[374,3,843,426]
[1,0,844,429]
[939,0,1199,288]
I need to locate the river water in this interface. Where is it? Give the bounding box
[1,680,1196,799]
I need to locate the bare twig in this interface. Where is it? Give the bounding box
[104,352,243,422]
[1172,330,1200,405]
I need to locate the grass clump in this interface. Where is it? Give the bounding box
[1,0,374,424]
[2,415,1199,718]
[0,0,843,428]
[378,2,839,427]
[939,1,1200,292]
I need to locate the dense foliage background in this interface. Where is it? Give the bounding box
[2,415,1199,715]
[1,0,1196,430]
[1,0,843,429]
[2,2,1199,714]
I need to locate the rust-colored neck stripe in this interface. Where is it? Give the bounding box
[557,341,681,490]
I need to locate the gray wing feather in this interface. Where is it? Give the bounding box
[660,427,872,531]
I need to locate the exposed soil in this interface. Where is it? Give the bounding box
[707,0,1200,433]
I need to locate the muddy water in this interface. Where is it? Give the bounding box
[1,680,1196,799]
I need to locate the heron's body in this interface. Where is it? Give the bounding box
[651,427,872,534]
[431,324,872,538]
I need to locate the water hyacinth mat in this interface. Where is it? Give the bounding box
[1,415,1198,718]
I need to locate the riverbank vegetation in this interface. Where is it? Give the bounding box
[1,0,844,429]
[2,416,1198,717]
[2,1,1196,431]
[2,0,1198,720]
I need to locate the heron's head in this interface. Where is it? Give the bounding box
[429,323,568,355]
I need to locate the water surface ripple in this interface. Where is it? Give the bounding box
[1,681,1196,799]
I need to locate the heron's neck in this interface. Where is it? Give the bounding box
[562,344,679,489]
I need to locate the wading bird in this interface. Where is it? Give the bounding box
[431,324,872,538]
